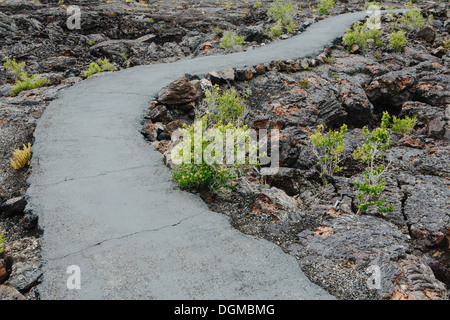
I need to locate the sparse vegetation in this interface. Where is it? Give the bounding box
[318,0,334,15]
[310,124,348,184]
[389,30,408,52]
[267,0,296,33]
[219,31,245,52]
[381,111,417,136]
[324,56,334,64]
[266,20,283,39]
[343,22,384,51]
[171,116,255,193]
[199,85,247,126]
[3,57,49,96]
[84,58,116,78]
[10,143,32,170]
[399,5,426,32]
[298,78,309,89]
[353,126,393,215]
[0,229,5,254]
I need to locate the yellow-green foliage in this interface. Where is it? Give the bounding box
[399,5,426,32]
[202,85,247,126]
[219,32,245,52]
[381,111,417,136]
[389,31,407,52]
[343,22,384,51]
[10,143,32,170]
[171,115,256,193]
[318,0,335,15]
[310,124,348,183]
[84,58,116,78]
[0,229,5,254]
[3,58,49,96]
[353,126,393,214]
[266,21,283,39]
[267,0,296,33]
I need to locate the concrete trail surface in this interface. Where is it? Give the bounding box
[27,11,377,299]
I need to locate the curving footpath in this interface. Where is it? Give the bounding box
[27,11,384,299]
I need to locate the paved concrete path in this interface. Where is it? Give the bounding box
[27,11,381,299]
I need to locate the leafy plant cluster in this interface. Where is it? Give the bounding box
[389,30,407,52]
[3,58,49,96]
[84,58,116,78]
[398,5,426,32]
[171,86,256,194]
[310,111,417,214]
[353,126,393,215]
[381,110,417,136]
[318,0,335,15]
[219,32,245,52]
[0,229,5,254]
[201,85,247,126]
[343,22,384,51]
[310,124,348,184]
[266,0,296,38]
[10,142,32,170]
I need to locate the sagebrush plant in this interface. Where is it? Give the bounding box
[84,58,116,78]
[219,32,245,52]
[318,0,335,15]
[389,30,408,52]
[267,0,296,33]
[266,20,283,39]
[171,116,257,193]
[3,57,49,96]
[310,124,348,184]
[199,85,247,126]
[353,126,394,215]
[343,22,384,51]
[10,142,32,170]
[399,5,425,32]
[381,111,417,136]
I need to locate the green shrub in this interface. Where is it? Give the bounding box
[213,25,223,36]
[219,31,245,52]
[381,111,417,136]
[343,22,384,51]
[353,126,393,214]
[171,116,256,193]
[84,58,116,78]
[267,0,296,32]
[389,30,407,52]
[310,124,348,183]
[399,5,426,32]
[266,20,283,39]
[201,85,247,126]
[318,0,335,15]
[3,57,49,96]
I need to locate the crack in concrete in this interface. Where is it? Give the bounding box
[33,164,162,189]
[45,210,208,262]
